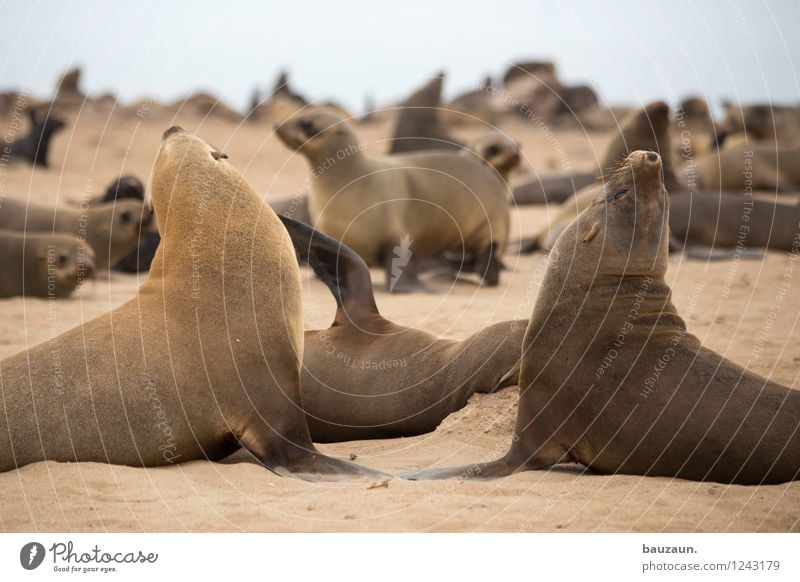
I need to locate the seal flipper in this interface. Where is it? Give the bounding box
[402,458,522,481]
[278,214,381,326]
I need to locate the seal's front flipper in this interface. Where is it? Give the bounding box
[402,459,520,481]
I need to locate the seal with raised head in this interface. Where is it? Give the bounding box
[0,196,151,270]
[0,127,386,481]
[0,230,95,298]
[276,108,510,292]
[2,108,65,168]
[279,215,524,441]
[407,151,800,485]
[460,132,521,185]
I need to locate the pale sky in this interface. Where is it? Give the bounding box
[1,0,798,114]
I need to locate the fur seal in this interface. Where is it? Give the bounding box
[512,101,680,206]
[276,108,509,291]
[97,175,160,273]
[407,151,800,485]
[389,73,461,154]
[714,103,800,149]
[669,192,800,252]
[697,142,800,192]
[0,196,151,270]
[0,126,386,481]
[0,230,95,298]
[461,132,521,185]
[279,215,524,441]
[2,108,65,168]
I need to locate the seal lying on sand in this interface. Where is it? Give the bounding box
[97,175,161,273]
[276,108,509,292]
[0,127,386,481]
[407,151,800,485]
[279,215,524,441]
[2,108,65,168]
[0,230,94,298]
[697,142,800,192]
[0,196,151,270]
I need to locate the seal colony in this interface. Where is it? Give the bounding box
[407,151,800,485]
[0,127,386,481]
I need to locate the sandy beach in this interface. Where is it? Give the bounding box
[0,109,798,533]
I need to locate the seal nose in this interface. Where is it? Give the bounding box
[646,151,659,163]
[162,126,184,141]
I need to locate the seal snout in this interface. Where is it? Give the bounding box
[162,126,184,141]
[646,151,659,163]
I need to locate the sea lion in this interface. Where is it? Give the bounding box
[0,230,94,298]
[0,126,385,481]
[407,151,800,485]
[714,103,800,149]
[276,108,509,292]
[0,196,151,270]
[2,108,65,168]
[278,215,524,441]
[697,142,800,192]
[96,175,160,273]
[389,72,461,154]
[461,132,521,185]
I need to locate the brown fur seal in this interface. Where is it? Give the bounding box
[0,230,95,298]
[0,126,386,481]
[279,215,524,441]
[408,151,800,485]
[0,196,151,270]
[669,192,800,252]
[389,73,461,154]
[276,108,509,292]
[461,132,521,185]
[512,101,680,206]
[2,108,65,168]
[714,103,800,149]
[697,142,800,192]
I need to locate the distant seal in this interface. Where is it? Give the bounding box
[669,192,800,252]
[0,126,386,481]
[0,196,151,270]
[276,108,509,291]
[461,132,521,185]
[0,230,95,298]
[389,72,461,154]
[512,101,680,205]
[697,142,800,192]
[714,103,800,149]
[98,175,160,273]
[407,151,800,485]
[2,108,65,168]
[280,215,524,441]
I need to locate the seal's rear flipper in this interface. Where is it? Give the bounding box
[402,459,520,481]
[265,453,392,482]
[278,214,380,325]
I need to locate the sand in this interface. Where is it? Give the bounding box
[0,109,798,532]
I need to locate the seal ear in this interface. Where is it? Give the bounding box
[582,222,601,243]
[277,214,381,326]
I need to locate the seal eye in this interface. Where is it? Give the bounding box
[607,189,628,202]
[58,255,68,268]
[298,119,317,137]
[485,144,501,157]
[120,210,132,224]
